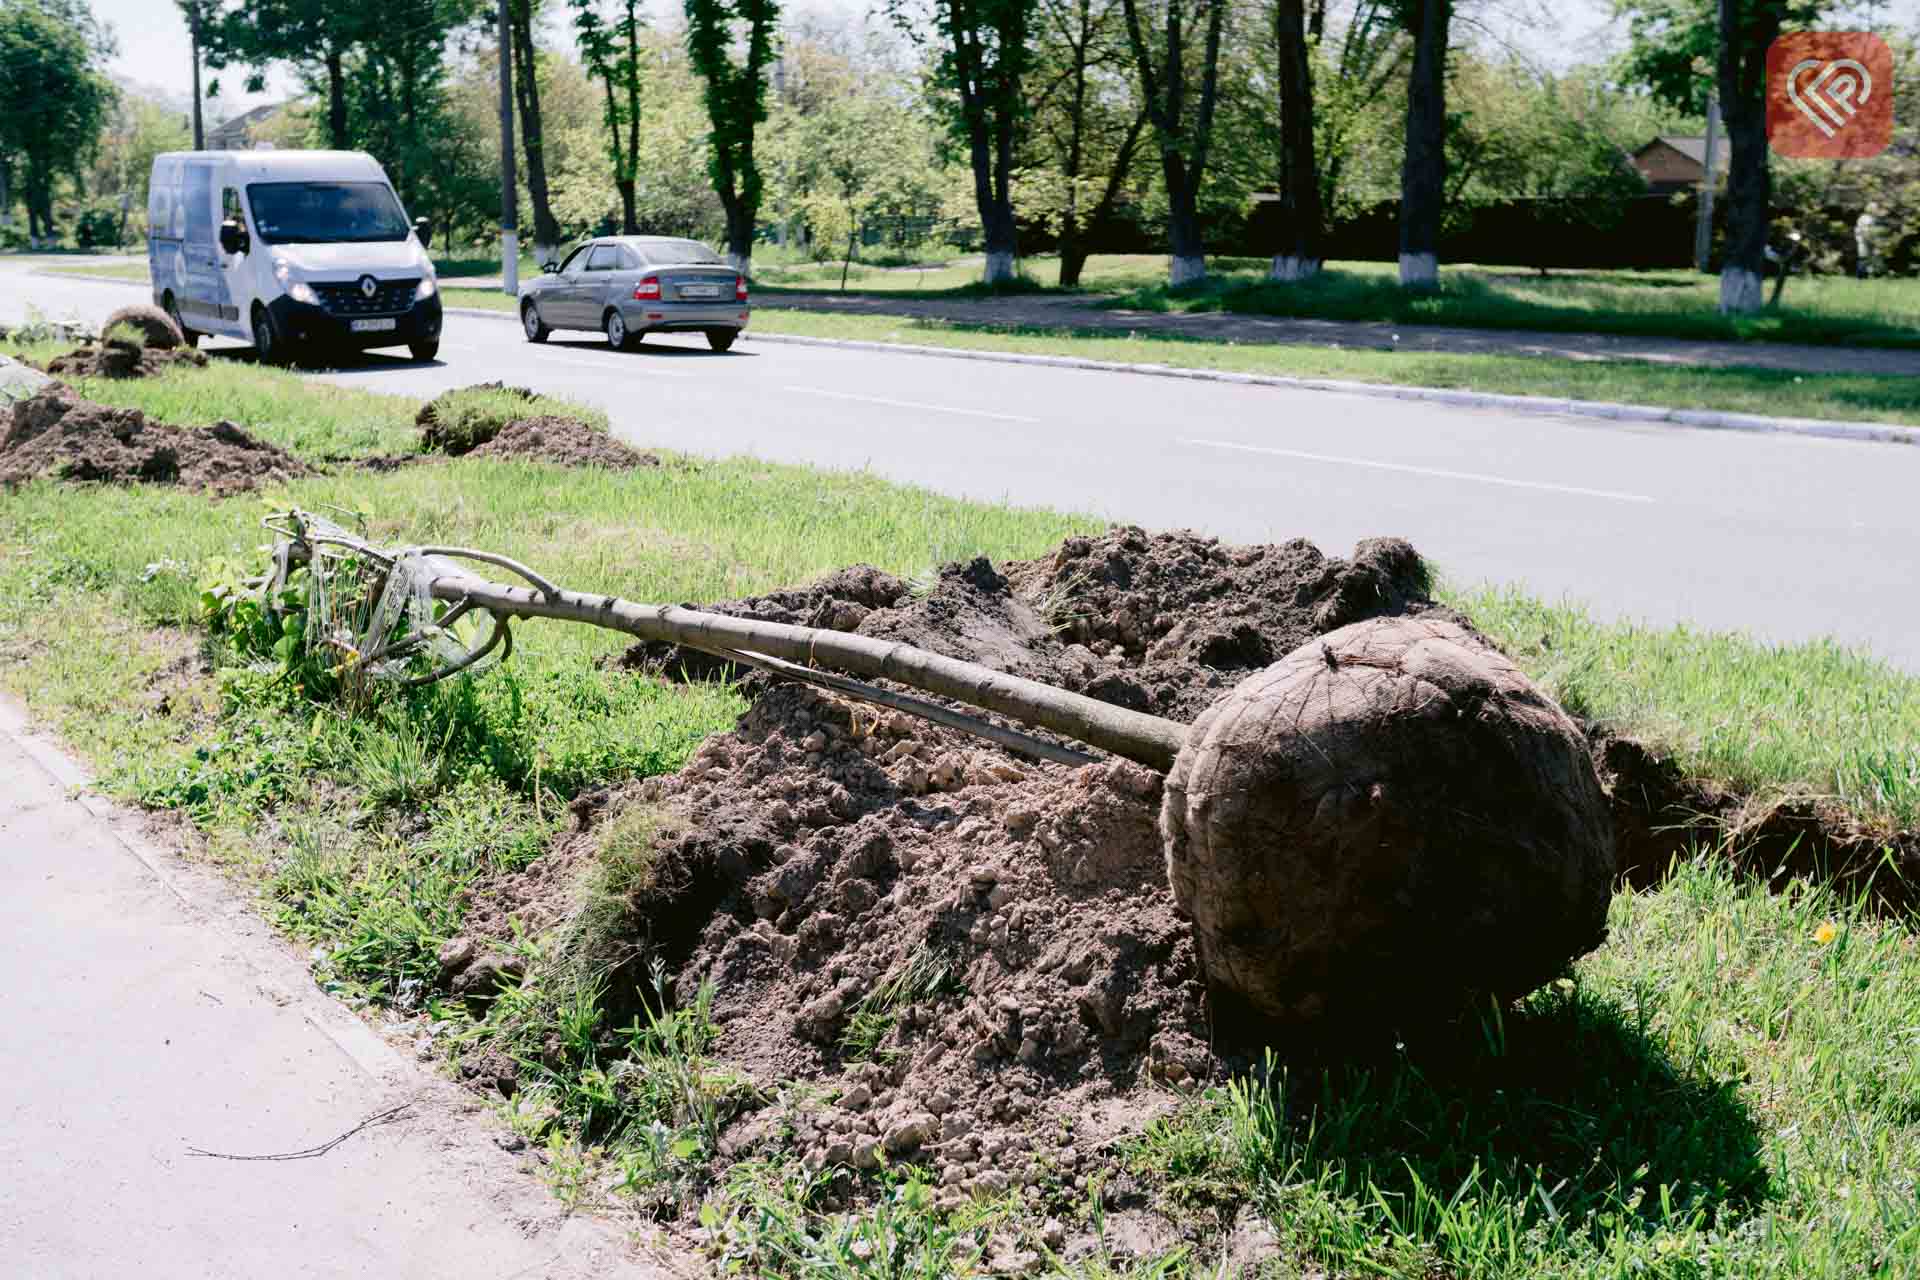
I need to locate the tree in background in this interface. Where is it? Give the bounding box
[174,0,217,148]
[571,0,647,233]
[349,0,485,212]
[1394,0,1449,289]
[1312,0,1407,221]
[1119,0,1228,284]
[203,0,378,149]
[511,0,565,263]
[1269,0,1324,278]
[905,0,1035,283]
[1616,0,1828,312]
[0,0,115,246]
[1026,0,1148,286]
[685,0,780,270]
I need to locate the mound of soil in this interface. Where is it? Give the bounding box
[416,382,538,454]
[0,387,308,496]
[443,528,1448,1236]
[467,416,660,470]
[43,339,208,380]
[624,528,1436,721]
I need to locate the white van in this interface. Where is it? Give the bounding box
[147,150,442,364]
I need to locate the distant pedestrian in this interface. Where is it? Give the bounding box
[1856,204,1882,278]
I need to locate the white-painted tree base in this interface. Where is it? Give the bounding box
[1169,255,1207,286]
[500,231,519,296]
[1270,255,1322,282]
[1398,251,1438,289]
[532,243,558,273]
[982,250,1017,284]
[1719,266,1763,314]
[726,251,751,274]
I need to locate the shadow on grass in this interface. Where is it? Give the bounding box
[1100,266,1920,351]
[1234,986,1770,1253]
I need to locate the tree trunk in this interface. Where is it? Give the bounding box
[622,0,642,233]
[1059,234,1091,287]
[720,188,754,272]
[189,19,205,150]
[325,46,350,149]
[978,177,1018,284]
[1397,0,1448,290]
[1715,0,1778,315]
[1165,154,1206,285]
[510,0,562,259]
[1270,0,1323,282]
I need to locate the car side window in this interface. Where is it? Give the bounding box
[619,247,644,270]
[558,245,590,275]
[587,245,621,272]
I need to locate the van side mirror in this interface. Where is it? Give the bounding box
[218,218,249,256]
[413,216,431,242]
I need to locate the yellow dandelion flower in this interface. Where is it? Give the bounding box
[1813,921,1839,946]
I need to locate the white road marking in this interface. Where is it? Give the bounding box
[1179,437,1656,504]
[783,385,1041,424]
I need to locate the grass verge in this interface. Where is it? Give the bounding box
[5,359,1920,1274]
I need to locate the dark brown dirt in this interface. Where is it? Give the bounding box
[0,387,309,496]
[467,415,661,470]
[43,339,208,380]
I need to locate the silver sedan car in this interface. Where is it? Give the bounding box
[519,236,749,352]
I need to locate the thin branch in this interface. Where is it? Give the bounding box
[187,1104,414,1162]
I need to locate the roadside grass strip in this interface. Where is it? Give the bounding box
[5,358,1920,1274]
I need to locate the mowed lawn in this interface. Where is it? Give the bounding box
[4,346,1920,1276]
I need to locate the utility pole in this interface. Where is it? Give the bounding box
[1695,90,1720,273]
[188,5,206,150]
[497,0,519,297]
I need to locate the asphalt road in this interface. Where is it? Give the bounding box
[8,270,1920,668]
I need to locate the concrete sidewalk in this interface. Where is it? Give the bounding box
[0,698,672,1279]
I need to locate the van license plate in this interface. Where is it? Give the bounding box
[350,318,397,333]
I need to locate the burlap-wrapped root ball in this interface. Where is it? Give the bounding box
[1161,615,1614,1029]
[101,304,184,351]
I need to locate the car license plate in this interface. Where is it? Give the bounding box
[350,318,397,333]
[681,285,720,299]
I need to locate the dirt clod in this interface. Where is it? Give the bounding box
[0,387,308,495]
[416,382,538,454]
[467,415,660,470]
[44,339,208,380]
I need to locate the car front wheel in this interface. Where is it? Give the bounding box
[252,305,289,366]
[522,301,550,344]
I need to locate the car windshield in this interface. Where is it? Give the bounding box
[638,239,723,265]
[246,181,410,245]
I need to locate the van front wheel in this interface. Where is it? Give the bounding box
[251,305,290,366]
[408,340,440,362]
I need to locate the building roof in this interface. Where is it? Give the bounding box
[1635,136,1712,166]
[205,101,287,148]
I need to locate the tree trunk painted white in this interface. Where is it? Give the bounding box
[726,250,751,274]
[1169,254,1207,286]
[1718,265,1763,314]
[1270,254,1322,282]
[1398,251,1438,290]
[532,243,558,273]
[982,250,1017,284]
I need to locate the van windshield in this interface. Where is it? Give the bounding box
[246,181,409,245]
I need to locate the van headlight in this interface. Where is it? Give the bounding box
[416,276,437,300]
[287,281,319,306]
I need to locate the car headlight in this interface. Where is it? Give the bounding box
[416,276,437,300]
[287,281,319,306]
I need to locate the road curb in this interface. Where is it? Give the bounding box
[37,277,1916,448]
